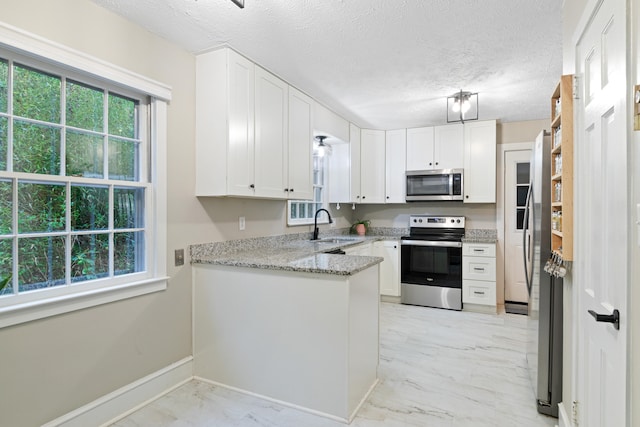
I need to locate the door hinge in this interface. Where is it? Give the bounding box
[572,400,579,425]
[573,75,580,99]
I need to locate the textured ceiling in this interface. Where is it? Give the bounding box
[91,0,562,130]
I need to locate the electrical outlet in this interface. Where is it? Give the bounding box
[239,216,246,230]
[175,249,184,266]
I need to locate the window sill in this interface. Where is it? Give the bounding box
[0,277,168,329]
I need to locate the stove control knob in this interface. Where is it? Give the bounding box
[456,219,461,223]
[451,219,454,223]
[419,219,423,223]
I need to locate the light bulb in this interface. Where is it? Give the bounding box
[452,100,460,113]
[461,98,471,113]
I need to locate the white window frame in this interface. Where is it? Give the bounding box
[287,153,328,226]
[0,23,170,328]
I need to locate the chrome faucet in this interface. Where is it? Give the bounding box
[312,208,333,240]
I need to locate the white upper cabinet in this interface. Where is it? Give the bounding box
[406,124,463,171]
[463,120,497,203]
[196,48,255,197]
[406,126,434,171]
[287,87,314,200]
[254,66,289,199]
[196,48,315,200]
[385,129,406,203]
[360,129,386,203]
[349,123,362,203]
[434,124,464,169]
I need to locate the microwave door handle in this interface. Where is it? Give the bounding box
[449,174,454,195]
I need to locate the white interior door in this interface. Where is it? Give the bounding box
[504,149,532,305]
[575,0,627,425]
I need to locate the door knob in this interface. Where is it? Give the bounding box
[588,309,620,330]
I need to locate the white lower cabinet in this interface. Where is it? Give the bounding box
[462,242,496,311]
[344,241,373,256]
[375,240,400,297]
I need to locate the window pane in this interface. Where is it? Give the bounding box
[13,120,61,175]
[0,179,12,234]
[290,203,297,219]
[314,187,322,202]
[18,181,66,233]
[299,203,306,219]
[71,185,108,230]
[115,231,143,275]
[13,64,61,123]
[0,116,6,170]
[0,238,12,296]
[516,208,525,230]
[66,80,104,131]
[114,187,144,229]
[109,137,138,181]
[516,162,530,185]
[516,186,529,207]
[71,233,108,282]
[18,235,65,292]
[0,59,7,112]
[66,130,103,178]
[108,93,136,138]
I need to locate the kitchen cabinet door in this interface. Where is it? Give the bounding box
[360,129,386,203]
[350,123,362,203]
[376,240,400,297]
[196,48,255,197]
[434,124,464,170]
[254,66,288,199]
[385,129,406,203]
[406,126,434,171]
[287,87,314,200]
[463,120,496,203]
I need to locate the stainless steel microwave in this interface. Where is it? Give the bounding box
[405,169,464,201]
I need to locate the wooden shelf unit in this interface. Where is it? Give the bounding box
[550,75,574,261]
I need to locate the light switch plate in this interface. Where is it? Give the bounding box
[239,216,246,230]
[175,249,184,266]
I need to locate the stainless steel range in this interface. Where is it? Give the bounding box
[400,215,465,310]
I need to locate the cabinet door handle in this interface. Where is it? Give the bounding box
[473,267,485,272]
[473,249,485,253]
[473,291,485,295]
[284,188,289,192]
[249,184,255,189]
[290,188,294,192]
[435,162,439,165]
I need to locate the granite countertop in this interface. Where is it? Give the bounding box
[190,231,399,276]
[190,227,498,275]
[462,229,498,243]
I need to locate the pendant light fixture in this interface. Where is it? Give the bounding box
[447,89,478,123]
[314,135,332,157]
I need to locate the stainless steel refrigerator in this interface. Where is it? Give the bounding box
[524,130,563,418]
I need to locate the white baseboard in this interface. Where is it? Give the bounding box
[558,401,571,427]
[195,375,357,424]
[43,356,193,427]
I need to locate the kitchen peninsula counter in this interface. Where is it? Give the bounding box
[190,231,385,423]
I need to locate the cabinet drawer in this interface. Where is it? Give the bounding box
[462,243,496,257]
[462,257,496,281]
[463,280,496,305]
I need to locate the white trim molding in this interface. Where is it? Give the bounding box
[42,357,193,427]
[0,21,172,101]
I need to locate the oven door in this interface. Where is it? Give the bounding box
[400,240,463,310]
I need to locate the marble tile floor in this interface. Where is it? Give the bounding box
[111,302,557,427]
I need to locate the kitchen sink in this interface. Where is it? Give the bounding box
[311,237,361,244]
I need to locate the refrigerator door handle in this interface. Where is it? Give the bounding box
[523,182,534,295]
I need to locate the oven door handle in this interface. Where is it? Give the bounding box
[401,240,462,248]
